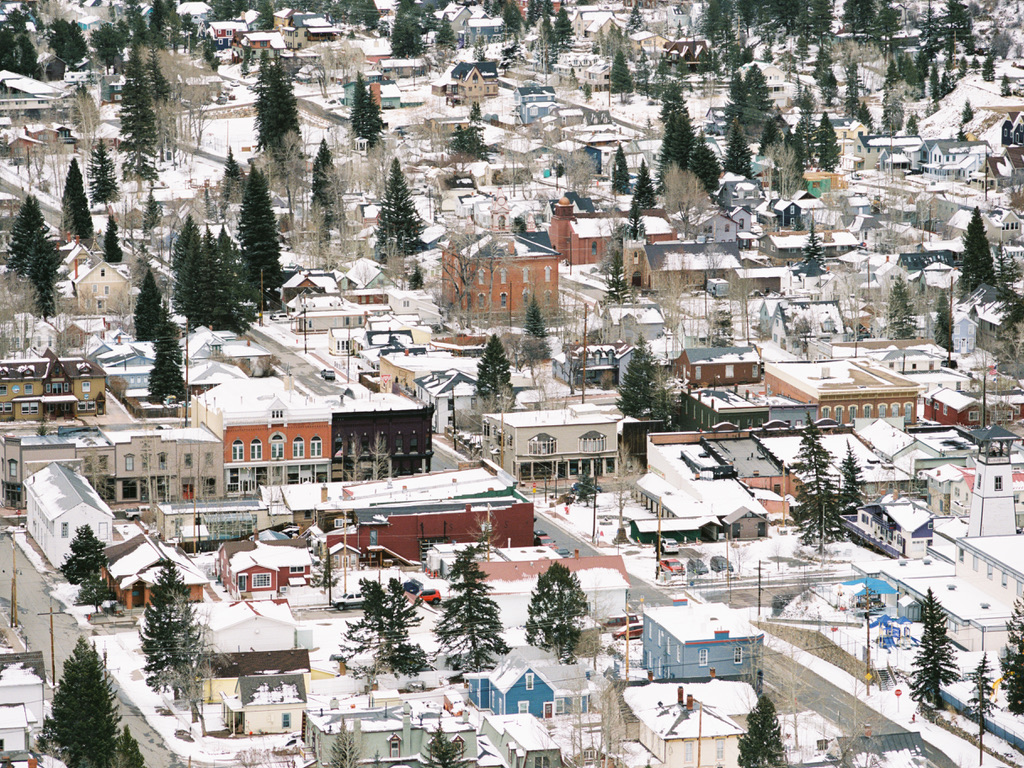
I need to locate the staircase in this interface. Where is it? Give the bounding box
[873,666,895,691]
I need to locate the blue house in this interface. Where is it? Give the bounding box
[465,648,593,718]
[842,496,939,560]
[642,603,763,681]
[513,84,556,125]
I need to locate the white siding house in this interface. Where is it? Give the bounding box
[26,463,113,569]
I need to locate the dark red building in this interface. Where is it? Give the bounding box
[331,397,434,480]
[674,346,763,386]
[922,387,979,427]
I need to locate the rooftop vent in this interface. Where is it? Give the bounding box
[947,583,957,591]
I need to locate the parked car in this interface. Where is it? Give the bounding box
[614,623,643,640]
[333,592,364,611]
[534,530,553,546]
[418,588,442,605]
[320,369,336,381]
[270,312,288,321]
[555,546,571,558]
[603,613,640,630]
[709,555,734,573]
[660,558,683,573]
[658,539,680,555]
[687,558,709,575]
[403,579,423,595]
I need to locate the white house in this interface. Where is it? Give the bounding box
[0,654,46,730]
[26,463,113,569]
[203,600,298,653]
[0,705,31,752]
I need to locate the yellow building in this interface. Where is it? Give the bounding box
[0,349,106,420]
[72,261,131,314]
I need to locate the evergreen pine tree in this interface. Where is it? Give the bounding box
[134,270,164,341]
[76,571,112,611]
[477,334,512,404]
[802,219,824,268]
[983,48,995,81]
[1002,598,1024,715]
[102,217,123,263]
[553,7,573,51]
[886,274,915,339]
[221,148,243,207]
[524,294,548,338]
[724,70,747,126]
[140,561,197,693]
[710,301,733,346]
[969,652,994,752]
[62,158,93,240]
[238,168,282,295]
[113,728,146,768]
[605,250,630,304]
[41,636,120,768]
[635,51,651,97]
[632,159,656,209]
[253,54,300,153]
[525,562,588,663]
[88,143,119,206]
[961,206,994,296]
[737,695,786,768]
[172,214,203,321]
[9,195,59,318]
[501,0,523,37]
[434,544,510,671]
[408,262,424,289]
[340,577,427,681]
[610,49,633,101]
[392,0,425,56]
[906,112,920,135]
[436,20,456,51]
[724,118,752,177]
[617,335,658,418]
[327,720,360,768]
[837,444,864,518]
[743,65,772,130]
[143,188,161,238]
[147,46,170,102]
[626,197,646,240]
[119,45,158,183]
[148,313,184,403]
[426,725,463,768]
[790,418,841,560]
[574,466,598,502]
[933,289,951,350]
[378,159,424,260]
[1002,74,1012,96]
[611,144,631,194]
[759,118,782,154]
[909,588,959,708]
[844,62,861,116]
[311,138,334,228]
[312,548,338,604]
[60,525,107,585]
[815,113,841,171]
[209,229,258,333]
[627,2,642,31]
[689,134,722,194]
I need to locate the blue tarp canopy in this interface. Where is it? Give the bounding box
[841,577,898,597]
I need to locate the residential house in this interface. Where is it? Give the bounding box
[761,229,860,264]
[414,369,477,433]
[462,8,504,43]
[185,327,273,372]
[599,304,665,343]
[842,495,938,559]
[434,61,498,104]
[920,138,988,183]
[479,715,563,768]
[0,350,106,420]
[674,347,761,387]
[513,84,557,125]
[217,539,312,598]
[466,647,593,718]
[26,463,113,569]
[952,312,978,354]
[641,603,763,681]
[72,261,130,314]
[759,299,848,354]
[0,654,46,731]
[222,674,306,735]
[923,388,981,427]
[205,649,311,704]
[947,207,1023,245]
[660,39,709,70]
[552,342,633,389]
[102,533,208,608]
[203,599,298,653]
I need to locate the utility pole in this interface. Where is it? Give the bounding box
[581,307,589,404]
[757,560,762,618]
[865,585,872,694]
[303,303,308,354]
[10,532,16,628]
[38,600,60,685]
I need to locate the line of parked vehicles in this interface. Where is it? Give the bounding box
[659,555,734,575]
[331,578,443,612]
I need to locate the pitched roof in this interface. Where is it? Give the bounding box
[210,649,311,678]
[26,463,113,521]
[237,673,306,706]
[451,61,498,80]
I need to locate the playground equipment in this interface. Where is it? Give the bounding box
[869,614,918,650]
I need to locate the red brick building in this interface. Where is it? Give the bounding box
[923,388,980,426]
[548,197,679,267]
[217,539,312,598]
[441,232,561,320]
[674,346,763,386]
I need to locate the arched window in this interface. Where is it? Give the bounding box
[497,215,506,229]
[849,405,858,421]
[232,440,244,461]
[271,434,285,460]
[477,293,486,308]
[591,242,598,256]
[125,454,135,471]
[821,406,830,419]
[878,403,887,418]
[863,404,872,418]
[522,267,529,281]
[499,268,507,284]
[528,433,557,456]
[250,439,262,460]
[293,436,304,458]
[477,268,485,285]
[579,431,606,453]
[904,402,913,418]
[310,436,323,458]
[500,292,507,308]
[389,736,401,759]
[835,406,844,423]
[544,265,552,282]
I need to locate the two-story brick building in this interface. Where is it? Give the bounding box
[330,393,434,480]
[674,347,762,386]
[0,350,106,421]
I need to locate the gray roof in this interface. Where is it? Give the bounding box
[681,346,758,363]
[237,673,307,707]
[29,462,112,521]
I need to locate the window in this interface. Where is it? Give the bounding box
[310,436,322,458]
[579,432,606,453]
[1003,572,1009,587]
[24,384,31,395]
[835,406,844,423]
[528,434,557,456]
[250,439,263,460]
[293,437,304,458]
[7,460,15,478]
[734,647,743,663]
[996,476,1004,492]
[500,269,507,283]
[519,701,530,714]
[252,573,272,588]
[821,406,830,418]
[583,749,596,765]
[125,454,134,471]
[390,737,401,758]
[158,453,167,470]
[716,740,725,760]
[477,293,486,309]
[864,404,872,418]
[232,441,244,461]
[555,698,566,714]
[849,405,858,420]
[82,381,91,393]
[282,713,291,729]
[500,292,507,308]
[725,364,734,378]
[685,742,694,762]
[525,673,534,690]
[61,522,69,538]
[184,453,193,468]
[904,402,913,418]
[694,365,702,379]
[878,404,887,418]
[271,435,284,460]
[698,648,708,666]
[523,267,530,281]
[545,265,552,282]
[591,243,597,256]
[290,565,305,574]
[477,269,485,285]
[271,409,283,419]
[988,563,994,579]
[973,554,979,571]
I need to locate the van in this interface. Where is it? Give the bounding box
[710,555,734,573]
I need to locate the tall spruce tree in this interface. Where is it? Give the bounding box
[886,274,916,339]
[961,207,994,296]
[238,168,282,295]
[969,652,994,757]
[724,118,752,177]
[62,158,93,240]
[815,114,841,171]
[135,270,164,341]
[610,49,633,101]
[9,195,59,318]
[102,217,123,263]
[802,219,825,267]
[477,334,512,404]
[88,143,118,206]
[77,571,112,611]
[60,525,107,585]
[524,294,548,338]
[113,728,146,768]
[221,148,243,207]
[611,144,631,194]
[209,229,258,332]
[525,562,588,663]
[140,561,198,693]
[626,197,646,240]
[435,545,509,671]
[41,636,120,768]
[790,419,841,559]
[311,138,334,228]
[351,72,384,148]
[689,134,722,194]
[738,695,786,768]
[1002,598,1024,715]
[605,250,630,304]
[632,159,656,209]
[378,159,424,259]
[119,45,158,183]
[253,53,300,153]
[392,0,424,56]
[617,335,658,418]
[909,588,959,708]
[148,313,184,403]
[340,577,427,682]
[172,214,203,321]
[426,725,463,768]
[743,66,772,130]
[837,444,864,518]
[934,289,952,351]
[328,720,360,768]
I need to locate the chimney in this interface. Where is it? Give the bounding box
[677,686,685,704]
[709,667,716,679]
[647,671,654,682]
[75,235,80,244]
[686,694,694,711]
[405,349,409,356]
[574,549,580,559]
[465,504,471,512]
[864,723,872,738]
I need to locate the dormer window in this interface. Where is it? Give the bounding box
[453,736,465,756]
[389,735,401,758]
[271,409,284,419]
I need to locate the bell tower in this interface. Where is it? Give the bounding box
[967,426,1019,537]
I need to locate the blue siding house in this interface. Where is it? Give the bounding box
[513,84,557,125]
[642,603,763,681]
[466,648,592,718]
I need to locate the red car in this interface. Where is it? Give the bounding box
[614,623,643,640]
[660,558,683,573]
[418,589,442,605]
